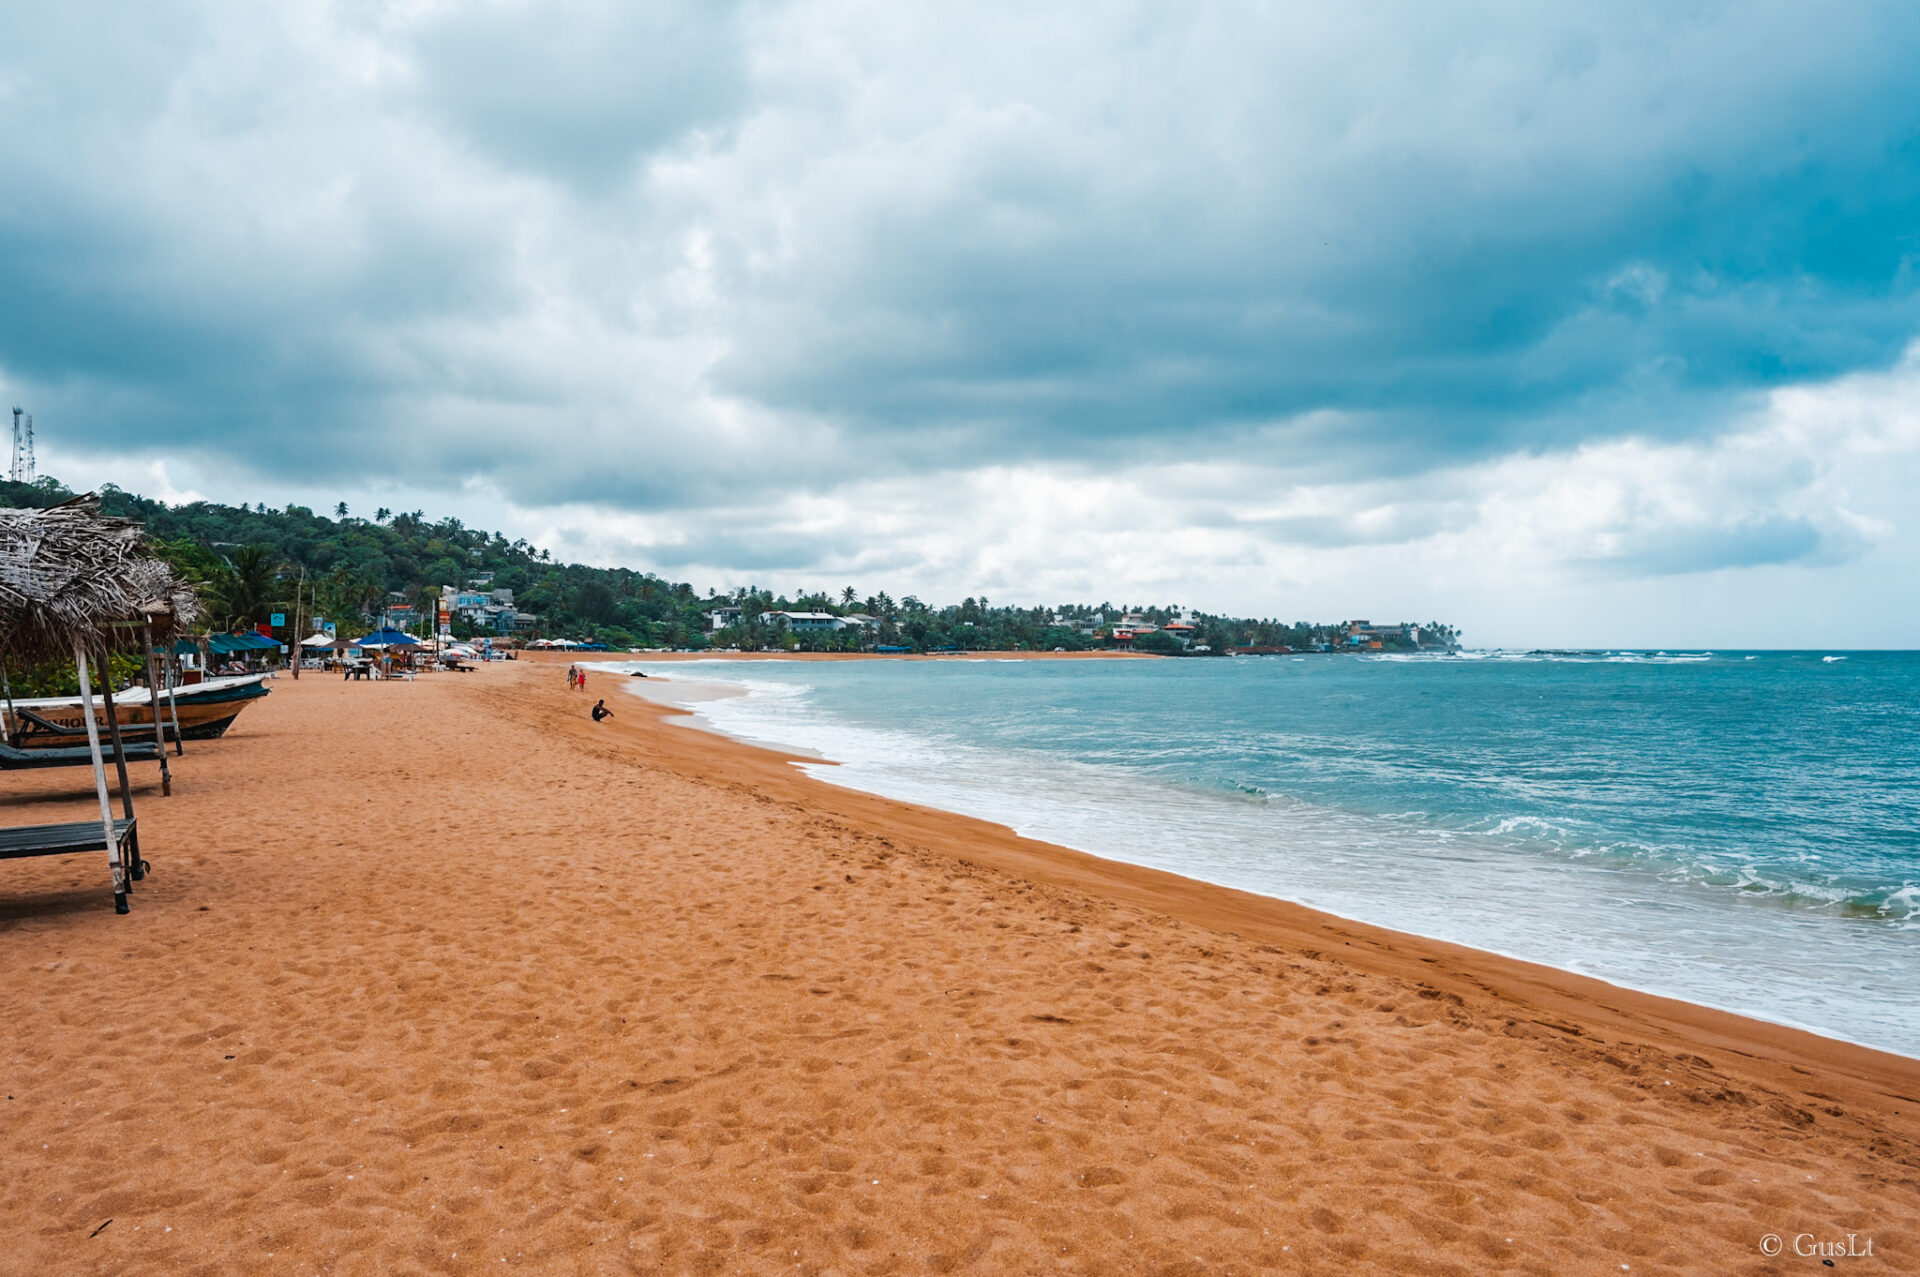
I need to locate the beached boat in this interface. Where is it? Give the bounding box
[2,674,271,746]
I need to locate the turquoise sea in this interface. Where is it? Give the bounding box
[616,652,1920,1058]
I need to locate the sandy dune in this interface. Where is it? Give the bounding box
[0,657,1914,1274]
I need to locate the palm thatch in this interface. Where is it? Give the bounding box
[0,496,200,663]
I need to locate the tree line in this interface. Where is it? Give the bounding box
[0,475,1460,655]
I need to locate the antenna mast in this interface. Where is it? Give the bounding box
[9,409,35,483]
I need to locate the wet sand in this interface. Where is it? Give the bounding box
[0,656,1914,1274]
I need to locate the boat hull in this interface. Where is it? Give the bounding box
[3,677,271,746]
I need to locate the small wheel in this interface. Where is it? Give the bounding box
[114,892,130,915]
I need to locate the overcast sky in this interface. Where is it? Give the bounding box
[5,2,1919,645]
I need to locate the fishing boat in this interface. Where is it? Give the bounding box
[2,673,271,746]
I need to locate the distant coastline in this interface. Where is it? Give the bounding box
[1,474,1461,658]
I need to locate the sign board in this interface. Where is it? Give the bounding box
[270,612,286,627]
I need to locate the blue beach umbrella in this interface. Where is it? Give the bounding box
[355,627,419,648]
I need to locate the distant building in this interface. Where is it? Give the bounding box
[1345,619,1410,648]
[763,611,844,633]
[706,606,743,633]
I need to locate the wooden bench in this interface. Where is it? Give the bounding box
[0,819,146,913]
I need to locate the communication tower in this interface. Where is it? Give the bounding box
[8,408,32,484]
[8,409,32,483]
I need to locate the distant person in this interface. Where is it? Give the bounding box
[591,699,613,722]
[577,669,587,691]
[566,665,577,689]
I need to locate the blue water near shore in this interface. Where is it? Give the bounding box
[617,652,1920,1057]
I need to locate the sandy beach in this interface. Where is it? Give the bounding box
[1,655,1915,1275]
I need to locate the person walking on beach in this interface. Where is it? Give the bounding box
[591,698,613,722]
[577,668,587,691]
[566,665,577,689]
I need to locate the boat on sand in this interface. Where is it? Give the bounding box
[2,673,271,746]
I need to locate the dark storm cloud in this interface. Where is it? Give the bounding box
[403,0,749,190]
[1,0,1918,553]
[703,6,1920,473]
[1600,517,1828,577]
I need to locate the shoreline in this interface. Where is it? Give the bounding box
[581,655,1920,1109]
[3,655,1914,1272]
[651,678,1920,1061]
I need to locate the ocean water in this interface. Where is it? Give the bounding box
[615,652,1920,1058]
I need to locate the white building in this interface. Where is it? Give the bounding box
[763,611,844,633]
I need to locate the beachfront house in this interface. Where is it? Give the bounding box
[437,584,534,634]
[839,613,880,632]
[706,606,743,633]
[762,611,844,633]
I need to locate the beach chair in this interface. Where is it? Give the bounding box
[0,818,145,913]
[11,708,90,741]
[0,740,161,770]
[7,708,180,747]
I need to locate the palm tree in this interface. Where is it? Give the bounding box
[413,586,444,637]
[334,502,349,519]
[841,586,857,609]
[210,545,282,627]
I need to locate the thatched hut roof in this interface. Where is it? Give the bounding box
[0,496,200,662]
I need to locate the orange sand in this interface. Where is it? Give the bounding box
[1,656,1914,1275]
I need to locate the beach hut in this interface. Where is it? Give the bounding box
[0,496,198,913]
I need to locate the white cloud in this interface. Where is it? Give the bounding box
[479,344,1920,644]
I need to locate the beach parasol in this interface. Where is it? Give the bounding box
[355,627,419,649]
[0,497,197,662]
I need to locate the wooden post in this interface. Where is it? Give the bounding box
[289,573,301,681]
[96,642,136,824]
[0,661,14,748]
[142,622,172,796]
[74,642,128,913]
[166,648,184,754]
